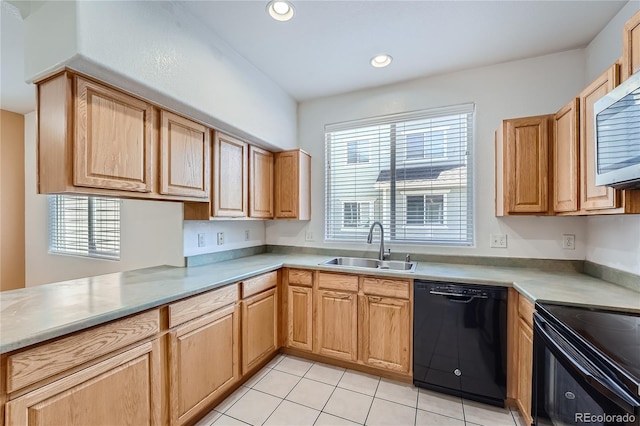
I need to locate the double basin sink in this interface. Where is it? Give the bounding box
[322,257,417,273]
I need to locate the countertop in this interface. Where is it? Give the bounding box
[1,253,639,354]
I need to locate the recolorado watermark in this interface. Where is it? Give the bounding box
[575,413,636,424]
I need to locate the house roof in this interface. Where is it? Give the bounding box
[376,165,464,183]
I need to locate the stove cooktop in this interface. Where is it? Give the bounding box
[537,302,640,397]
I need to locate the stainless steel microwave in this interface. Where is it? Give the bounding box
[594,70,640,189]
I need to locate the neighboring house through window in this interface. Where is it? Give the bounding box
[49,195,121,259]
[343,201,372,228]
[325,104,474,245]
[407,195,444,225]
[346,139,369,164]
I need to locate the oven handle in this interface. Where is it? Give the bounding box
[534,315,637,414]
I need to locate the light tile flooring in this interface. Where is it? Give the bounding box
[196,354,526,426]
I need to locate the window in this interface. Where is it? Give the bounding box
[325,104,474,245]
[406,130,445,160]
[346,139,369,164]
[49,195,121,259]
[407,195,444,225]
[343,201,371,228]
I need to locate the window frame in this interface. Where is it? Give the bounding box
[324,104,475,246]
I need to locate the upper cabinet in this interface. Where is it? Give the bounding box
[497,15,640,218]
[579,65,620,212]
[249,146,274,219]
[160,111,210,199]
[495,115,553,216]
[274,150,311,220]
[212,132,248,217]
[622,10,640,82]
[37,71,210,203]
[553,98,580,213]
[74,77,153,193]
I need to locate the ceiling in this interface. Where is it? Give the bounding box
[0,0,628,114]
[179,0,628,101]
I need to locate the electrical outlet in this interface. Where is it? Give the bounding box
[197,233,206,247]
[217,232,224,245]
[562,234,575,250]
[490,234,507,248]
[305,231,313,241]
[245,230,250,241]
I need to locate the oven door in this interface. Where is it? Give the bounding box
[533,314,639,426]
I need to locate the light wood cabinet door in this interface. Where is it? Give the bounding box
[6,341,161,426]
[213,132,248,217]
[622,10,640,81]
[499,115,552,215]
[74,76,153,192]
[160,111,210,198]
[274,150,311,220]
[315,289,358,361]
[359,295,411,373]
[516,317,534,426]
[249,145,274,218]
[242,287,278,374]
[287,285,313,352]
[579,65,620,211]
[553,99,580,213]
[169,304,240,426]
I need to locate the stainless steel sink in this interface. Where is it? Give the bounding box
[322,257,417,273]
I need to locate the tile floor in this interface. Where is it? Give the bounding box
[196,354,526,426]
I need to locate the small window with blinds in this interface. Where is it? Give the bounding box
[325,104,474,245]
[49,195,121,259]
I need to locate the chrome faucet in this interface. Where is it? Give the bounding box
[367,221,389,261]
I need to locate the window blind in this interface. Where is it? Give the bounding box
[325,104,474,246]
[49,195,121,259]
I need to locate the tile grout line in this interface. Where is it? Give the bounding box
[362,376,382,425]
[259,356,316,426]
[312,367,348,426]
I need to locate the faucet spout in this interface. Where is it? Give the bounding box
[367,221,386,261]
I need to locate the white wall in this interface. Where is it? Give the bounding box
[584,1,640,275]
[266,50,588,260]
[24,112,184,286]
[183,221,266,257]
[23,0,297,151]
[585,0,640,82]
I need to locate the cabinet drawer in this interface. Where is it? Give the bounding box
[317,272,358,292]
[7,309,160,393]
[361,277,411,299]
[242,271,278,299]
[287,269,313,287]
[518,295,535,328]
[169,284,239,328]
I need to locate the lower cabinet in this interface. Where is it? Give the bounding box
[508,289,535,425]
[169,304,240,426]
[287,285,313,351]
[241,287,278,374]
[315,289,358,361]
[360,295,411,373]
[6,340,161,425]
[516,317,534,424]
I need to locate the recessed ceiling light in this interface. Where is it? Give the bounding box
[371,54,392,68]
[267,1,295,21]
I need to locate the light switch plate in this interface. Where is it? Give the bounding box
[217,232,224,245]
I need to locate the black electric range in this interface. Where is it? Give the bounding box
[533,302,640,425]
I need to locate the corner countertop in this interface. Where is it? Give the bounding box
[1,253,638,354]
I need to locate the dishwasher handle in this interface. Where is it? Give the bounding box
[428,289,489,301]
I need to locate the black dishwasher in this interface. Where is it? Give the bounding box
[413,280,507,407]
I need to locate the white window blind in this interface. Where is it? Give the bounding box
[49,195,121,259]
[325,104,474,246]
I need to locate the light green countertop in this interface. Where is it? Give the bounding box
[1,253,638,354]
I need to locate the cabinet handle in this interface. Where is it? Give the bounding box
[369,296,382,302]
